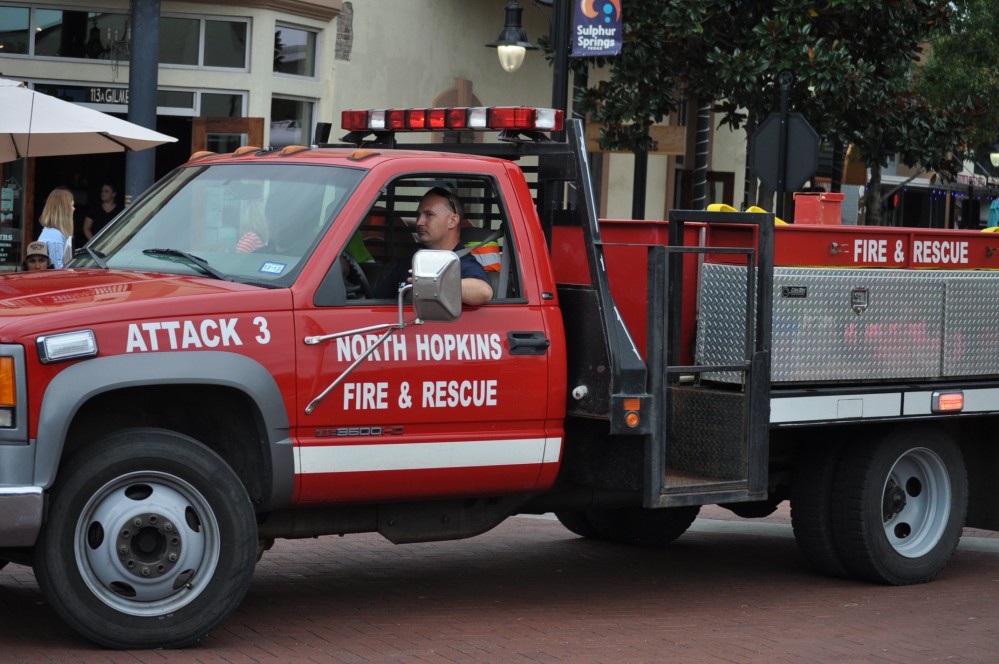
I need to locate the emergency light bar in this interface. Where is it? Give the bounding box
[341,106,563,133]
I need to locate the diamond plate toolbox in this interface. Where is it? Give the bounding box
[696,263,999,383]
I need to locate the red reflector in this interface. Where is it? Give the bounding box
[428,109,447,129]
[932,391,964,413]
[342,110,368,131]
[406,109,427,129]
[386,109,406,130]
[447,108,468,129]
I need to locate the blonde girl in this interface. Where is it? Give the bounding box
[38,187,75,268]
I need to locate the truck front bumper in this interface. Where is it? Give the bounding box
[0,486,43,547]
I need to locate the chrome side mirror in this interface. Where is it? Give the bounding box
[411,250,462,322]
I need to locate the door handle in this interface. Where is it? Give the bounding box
[508,331,550,355]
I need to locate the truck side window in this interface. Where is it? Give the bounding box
[333,175,523,305]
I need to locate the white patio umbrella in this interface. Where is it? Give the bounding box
[0,77,177,163]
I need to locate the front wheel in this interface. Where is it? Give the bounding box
[554,510,604,539]
[34,428,258,649]
[831,427,967,585]
[586,506,701,547]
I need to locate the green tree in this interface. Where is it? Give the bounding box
[582,0,968,224]
[914,0,999,175]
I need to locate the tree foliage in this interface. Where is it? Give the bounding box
[582,1,979,224]
[913,0,999,168]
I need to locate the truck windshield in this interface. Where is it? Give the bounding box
[73,162,365,287]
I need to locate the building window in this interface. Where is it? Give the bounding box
[33,9,129,60]
[204,19,247,69]
[160,16,247,69]
[270,97,314,148]
[156,89,196,111]
[274,24,317,77]
[20,6,246,70]
[160,16,199,66]
[0,6,30,55]
[202,92,245,118]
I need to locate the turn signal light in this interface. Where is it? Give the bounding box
[0,357,15,407]
[932,391,964,413]
[624,397,641,428]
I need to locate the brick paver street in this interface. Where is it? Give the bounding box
[1,504,997,663]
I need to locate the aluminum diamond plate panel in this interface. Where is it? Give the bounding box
[696,264,999,383]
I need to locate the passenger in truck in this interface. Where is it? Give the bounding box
[372,187,493,305]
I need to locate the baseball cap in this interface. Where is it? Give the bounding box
[25,241,49,259]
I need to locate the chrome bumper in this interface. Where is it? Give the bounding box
[0,486,42,547]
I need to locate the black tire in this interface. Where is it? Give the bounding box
[586,505,701,547]
[554,511,604,539]
[831,427,968,585]
[791,440,851,578]
[34,428,258,649]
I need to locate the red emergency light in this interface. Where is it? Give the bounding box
[341,106,564,133]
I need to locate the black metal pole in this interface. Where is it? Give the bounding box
[551,0,571,140]
[632,140,648,219]
[775,71,792,220]
[125,0,160,205]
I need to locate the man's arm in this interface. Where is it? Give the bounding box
[457,252,494,305]
[461,277,493,306]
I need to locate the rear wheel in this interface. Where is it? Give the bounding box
[586,506,701,547]
[554,511,603,539]
[791,441,851,578]
[34,428,258,649]
[831,427,967,585]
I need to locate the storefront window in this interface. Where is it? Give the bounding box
[204,19,247,69]
[0,161,26,271]
[202,93,245,118]
[160,16,199,66]
[34,9,129,60]
[0,6,30,55]
[157,89,196,110]
[274,25,317,77]
[270,97,314,148]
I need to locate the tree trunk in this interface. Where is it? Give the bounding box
[831,140,844,193]
[865,165,883,226]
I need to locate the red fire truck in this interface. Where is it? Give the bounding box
[0,107,994,648]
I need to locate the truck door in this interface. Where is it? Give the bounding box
[293,174,559,504]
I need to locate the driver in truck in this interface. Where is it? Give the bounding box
[373,187,493,305]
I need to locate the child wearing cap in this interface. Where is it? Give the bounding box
[22,241,53,271]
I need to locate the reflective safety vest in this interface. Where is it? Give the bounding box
[464,240,501,272]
